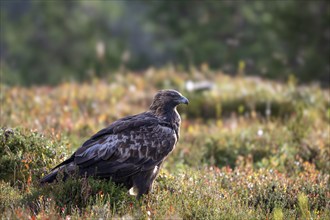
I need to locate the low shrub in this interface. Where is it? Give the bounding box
[0,181,22,212]
[0,128,67,187]
[24,177,135,216]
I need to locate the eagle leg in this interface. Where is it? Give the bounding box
[133,168,159,199]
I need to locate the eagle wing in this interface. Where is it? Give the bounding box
[72,113,177,180]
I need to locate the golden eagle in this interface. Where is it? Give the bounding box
[40,90,188,198]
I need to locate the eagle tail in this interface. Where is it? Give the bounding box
[40,169,60,184]
[40,164,76,184]
[40,156,76,184]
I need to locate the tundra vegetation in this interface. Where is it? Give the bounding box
[0,69,329,219]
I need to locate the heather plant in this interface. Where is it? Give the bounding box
[24,177,134,217]
[0,181,22,212]
[0,128,68,187]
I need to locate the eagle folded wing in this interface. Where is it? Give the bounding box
[72,114,177,181]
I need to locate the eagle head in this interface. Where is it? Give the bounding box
[149,90,189,114]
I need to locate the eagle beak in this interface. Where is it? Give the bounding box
[180,96,189,105]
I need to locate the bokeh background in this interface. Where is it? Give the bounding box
[1,0,329,86]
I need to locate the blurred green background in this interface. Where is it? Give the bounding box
[0,0,329,86]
